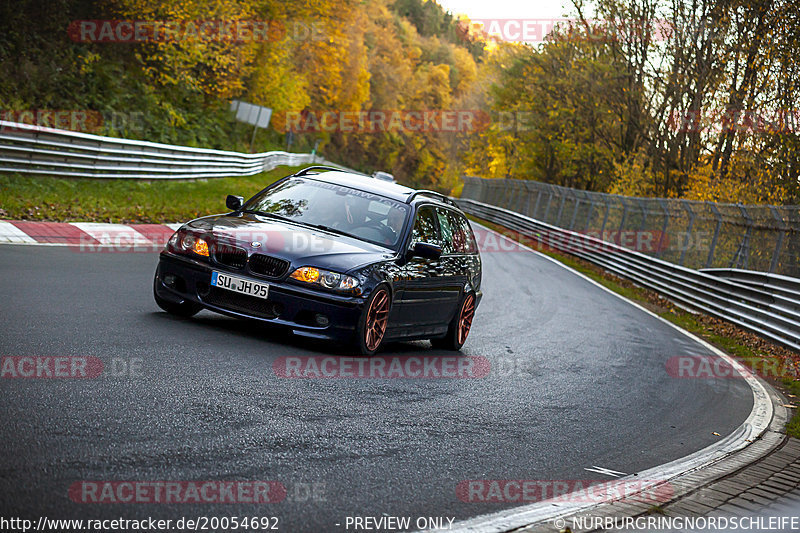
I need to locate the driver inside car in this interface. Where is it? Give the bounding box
[383,206,406,245]
[342,196,368,228]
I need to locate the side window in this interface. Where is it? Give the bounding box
[449,211,478,254]
[412,206,441,246]
[436,208,455,254]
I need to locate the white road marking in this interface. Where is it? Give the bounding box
[0,221,36,243]
[71,222,152,245]
[584,466,627,477]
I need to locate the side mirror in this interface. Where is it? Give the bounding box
[226,195,244,211]
[409,241,443,260]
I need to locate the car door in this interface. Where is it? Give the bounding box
[392,205,451,329]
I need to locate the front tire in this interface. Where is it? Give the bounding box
[432,292,476,351]
[153,274,202,317]
[356,285,391,356]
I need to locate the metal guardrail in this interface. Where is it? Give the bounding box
[456,197,800,353]
[0,120,348,179]
[461,176,800,278]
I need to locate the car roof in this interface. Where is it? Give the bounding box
[300,170,457,208]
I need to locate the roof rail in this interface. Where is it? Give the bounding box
[406,190,457,207]
[294,165,344,176]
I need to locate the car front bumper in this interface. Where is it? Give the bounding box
[155,252,366,341]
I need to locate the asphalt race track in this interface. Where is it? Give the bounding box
[0,233,753,531]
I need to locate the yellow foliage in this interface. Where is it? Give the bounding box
[684,157,788,205]
[609,150,657,197]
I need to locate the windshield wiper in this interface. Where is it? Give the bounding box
[303,223,353,238]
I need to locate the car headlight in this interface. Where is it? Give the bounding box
[167,229,209,258]
[290,267,360,293]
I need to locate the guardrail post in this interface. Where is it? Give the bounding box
[705,203,722,268]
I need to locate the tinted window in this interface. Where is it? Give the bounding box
[448,211,478,254]
[412,206,441,246]
[436,208,455,254]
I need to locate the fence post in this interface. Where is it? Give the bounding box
[638,199,648,231]
[514,181,527,214]
[656,199,670,258]
[618,198,629,235]
[569,194,581,230]
[679,200,695,266]
[731,204,753,270]
[542,188,554,223]
[555,192,567,226]
[532,186,543,218]
[705,203,722,268]
[769,206,786,273]
[600,197,610,234]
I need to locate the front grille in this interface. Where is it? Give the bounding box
[203,287,283,319]
[249,253,290,278]
[213,244,247,269]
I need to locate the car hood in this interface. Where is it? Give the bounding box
[185,213,393,272]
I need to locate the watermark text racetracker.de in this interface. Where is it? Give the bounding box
[69,480,286,504]
[276,109,490,133]
[1,109,144,134]
[273,355,491,379]
[464,18,675,44]
[0,356,143,379]
[457,479,673,504]
[472,227,669,254]
[273,355,535,379]
[73,229,338,254]
[68,19,324,43]
[666,355,799,380]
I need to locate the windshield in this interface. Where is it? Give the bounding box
[244,178,410,249]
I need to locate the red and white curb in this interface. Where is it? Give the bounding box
[0,220,182,248]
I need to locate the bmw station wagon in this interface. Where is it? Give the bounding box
[153,166,482,355]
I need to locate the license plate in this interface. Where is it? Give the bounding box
[211,271,269,299]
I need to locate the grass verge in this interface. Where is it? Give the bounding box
[468,214,800,438]
[0,166,306,224]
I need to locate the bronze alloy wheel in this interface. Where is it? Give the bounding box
[456,293,476,345]
[364,288,390,352]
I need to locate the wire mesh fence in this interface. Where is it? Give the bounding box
[461,177,800,278]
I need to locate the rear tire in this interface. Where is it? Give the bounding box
[356,285,391,356]
[153,275,202,317]
[431,292,476,351]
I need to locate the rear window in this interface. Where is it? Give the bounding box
[447,210,478,254]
